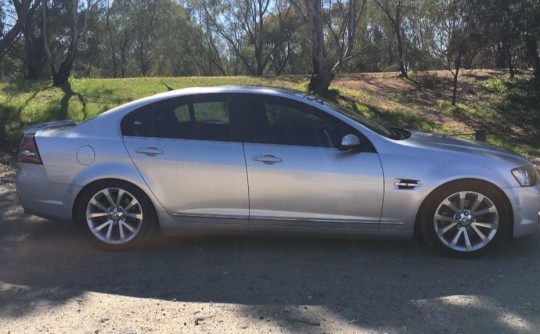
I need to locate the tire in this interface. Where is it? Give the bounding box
[420,181,509,258]
[77,180,156,251]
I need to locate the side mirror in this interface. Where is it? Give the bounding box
[338,134,362,151]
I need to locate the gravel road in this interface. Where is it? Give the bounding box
[1,155,540,334]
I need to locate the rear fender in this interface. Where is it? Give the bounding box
[70,162,166,215]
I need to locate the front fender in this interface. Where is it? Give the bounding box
[378,151,517,230]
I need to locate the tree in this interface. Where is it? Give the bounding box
[515,0,540,81]
[296,0,333,93]
[152,1,210,76]
[187,0,228,75]
[42,0,97,87]
[324,0,368,74]
[198,0,300,76]
[495,1,519,78]
[401,0,439,70]
[373,0,409,77]
[131,0,158,76]
[0,0,38,60]
[22,0,47,79]
[102,0,133,77]
[475,0,523,78]
[264,0,303,75]
[433,0,482,105]
[98,0,207,78]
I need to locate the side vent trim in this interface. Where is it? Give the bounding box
[394,179,421,190]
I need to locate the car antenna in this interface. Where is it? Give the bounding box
[162,81,175,91]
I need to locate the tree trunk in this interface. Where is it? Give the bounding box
[452,70,459,106]
[451,56,461,106]
[23,22,46,79]
[396,28,407,77]
[304,0,333,93]
[525,34,540,81]
[105,2,118,78]
[374,0,407,78]
[0,0,34,59]
[139,43,147,76]
[0,20,24,59]
[536,53,540,82]
[506,44,514,79]
[53,57,76,87]
[255,46,264,76]
[495,43,505,68]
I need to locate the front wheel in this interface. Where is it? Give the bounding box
[420,181,509,257]
[77,181,156,250]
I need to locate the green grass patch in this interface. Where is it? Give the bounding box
[0,76,301,148]
[435,99,479,117]
[333,87,435,131]
[1,74,539,160]
[475,77,540,155]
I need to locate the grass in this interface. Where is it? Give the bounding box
[1,72,539,160]
[333,71,540,158]
[0,76,304,148]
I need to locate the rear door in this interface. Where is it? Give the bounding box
[122,94,249,224]
[241,95,384,228]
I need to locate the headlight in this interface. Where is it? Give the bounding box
[512,166,538,187]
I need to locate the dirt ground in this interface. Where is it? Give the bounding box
[1,154,540,334]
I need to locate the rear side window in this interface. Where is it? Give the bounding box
[121,95,233,142]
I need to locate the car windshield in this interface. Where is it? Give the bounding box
[322,99,410,140]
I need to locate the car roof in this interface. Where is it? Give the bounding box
[96,85,315,118]
[156,85,308,99]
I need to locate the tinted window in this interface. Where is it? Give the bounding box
[246,97,354,148]
[122,95,233,142]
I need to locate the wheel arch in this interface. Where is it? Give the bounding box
[413,178,514,241]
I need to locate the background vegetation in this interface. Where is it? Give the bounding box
[1,1,538,86]
[1,72,538,161]
[0,1,539,157]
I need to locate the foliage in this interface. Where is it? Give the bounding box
[1,0,538,89]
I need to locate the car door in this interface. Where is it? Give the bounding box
[241,95,384,228]
[121,93,249,224]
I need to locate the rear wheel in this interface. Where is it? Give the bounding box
[420,181,509,257]
[77,181,155,250]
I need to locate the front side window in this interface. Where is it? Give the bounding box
[121,95,232,142]
[246,97,354,148]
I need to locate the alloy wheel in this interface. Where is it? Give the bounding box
[433,191,499,252]
[86,187,144,245]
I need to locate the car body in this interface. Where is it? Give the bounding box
[16,86,540,256]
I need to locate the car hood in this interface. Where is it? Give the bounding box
[406,132,530,166]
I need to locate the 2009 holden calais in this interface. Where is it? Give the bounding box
[16,86,540,256]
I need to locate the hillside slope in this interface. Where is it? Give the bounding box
[1,71,538,159]
[333,70,539,158]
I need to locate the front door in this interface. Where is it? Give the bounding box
[241,95,384,228]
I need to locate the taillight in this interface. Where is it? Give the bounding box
[19,134,43,164]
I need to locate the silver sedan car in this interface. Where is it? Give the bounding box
[16,86,540,256]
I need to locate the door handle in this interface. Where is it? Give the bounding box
[135,147,164,156]
[253,154,282,164]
